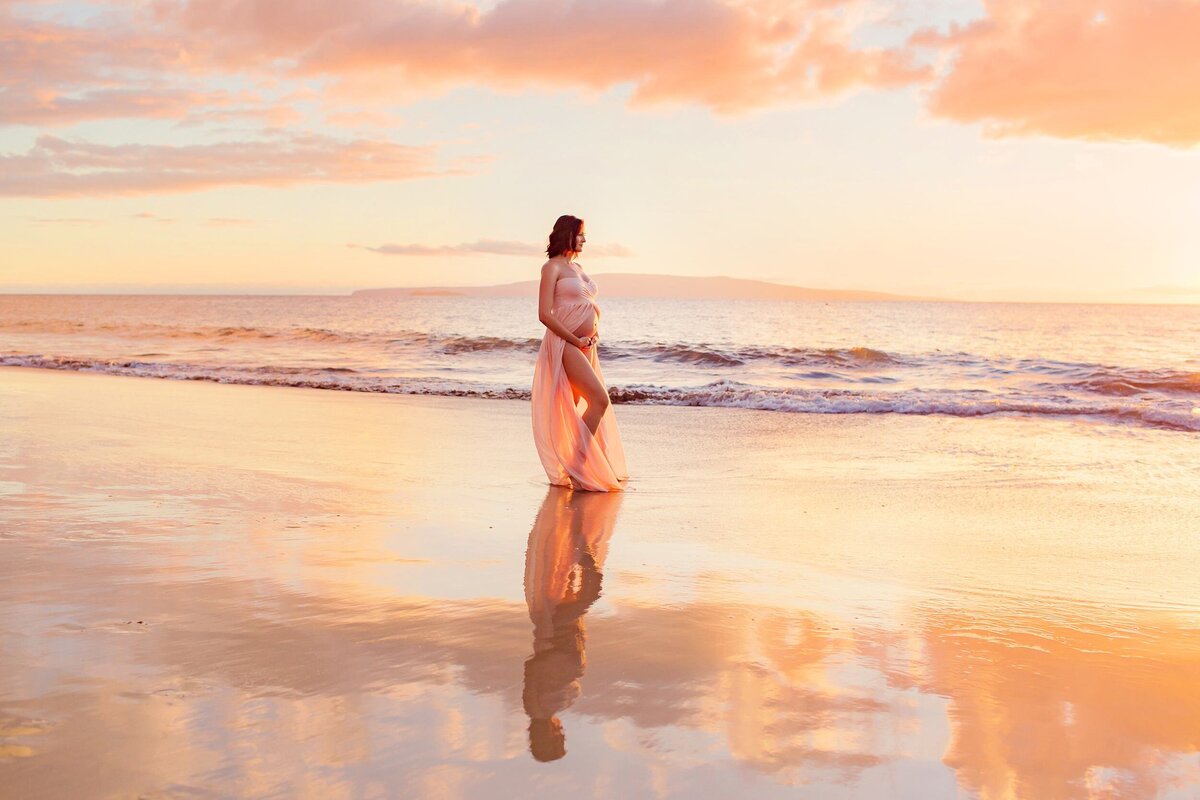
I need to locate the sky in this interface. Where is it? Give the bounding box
[1,0,1198,302]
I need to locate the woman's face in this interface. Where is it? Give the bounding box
[575,226,586,253]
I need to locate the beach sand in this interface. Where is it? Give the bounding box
[1,366,1198,798]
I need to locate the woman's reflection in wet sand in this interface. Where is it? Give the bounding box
[522,486,624,762]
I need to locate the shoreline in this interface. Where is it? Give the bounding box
[3,363,1196,434]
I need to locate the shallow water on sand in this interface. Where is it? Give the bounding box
[1,369,1198,798]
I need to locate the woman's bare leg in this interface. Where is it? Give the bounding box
[561,344,610,436]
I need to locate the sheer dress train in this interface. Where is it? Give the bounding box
[531,265,629,492]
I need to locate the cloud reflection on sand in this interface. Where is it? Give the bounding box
[3,370,1199,798]
[3,536,1199,796]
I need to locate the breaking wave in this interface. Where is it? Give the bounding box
[3,355,1196,432]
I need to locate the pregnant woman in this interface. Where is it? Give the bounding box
[531,215,629,492]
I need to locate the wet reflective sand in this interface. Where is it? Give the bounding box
[1,367,1198,798]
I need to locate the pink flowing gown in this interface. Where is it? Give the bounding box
[531,263,629,492]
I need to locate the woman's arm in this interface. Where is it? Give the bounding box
[538,261,587,347]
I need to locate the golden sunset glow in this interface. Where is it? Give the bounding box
[2,5,1199,799]
[2,0,1198,301]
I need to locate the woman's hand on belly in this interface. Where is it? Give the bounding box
[570,315,598,348]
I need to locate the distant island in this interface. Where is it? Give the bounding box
[352,274,948,302]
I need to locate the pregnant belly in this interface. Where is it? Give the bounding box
[571,314,597,339]
[559,302,598,339]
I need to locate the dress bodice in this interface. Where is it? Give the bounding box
[554,263,598,308]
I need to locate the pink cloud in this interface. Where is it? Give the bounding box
[8,0,1196,148]
[4,0,932,128]
[915,0,1200,146]
[132,211,176,223]
[0,6,292,126]
[1,88,205,126]
[578,243,633,258]
[352,239,632,257]
[0,7,184,125]
[28,217,101,225]
[159,0,930,113]
[0,134,446,197]
[353,240,546,257]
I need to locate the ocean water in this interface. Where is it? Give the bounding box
[1,293,1198,432]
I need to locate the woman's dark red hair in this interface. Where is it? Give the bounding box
[546,215,583,259]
